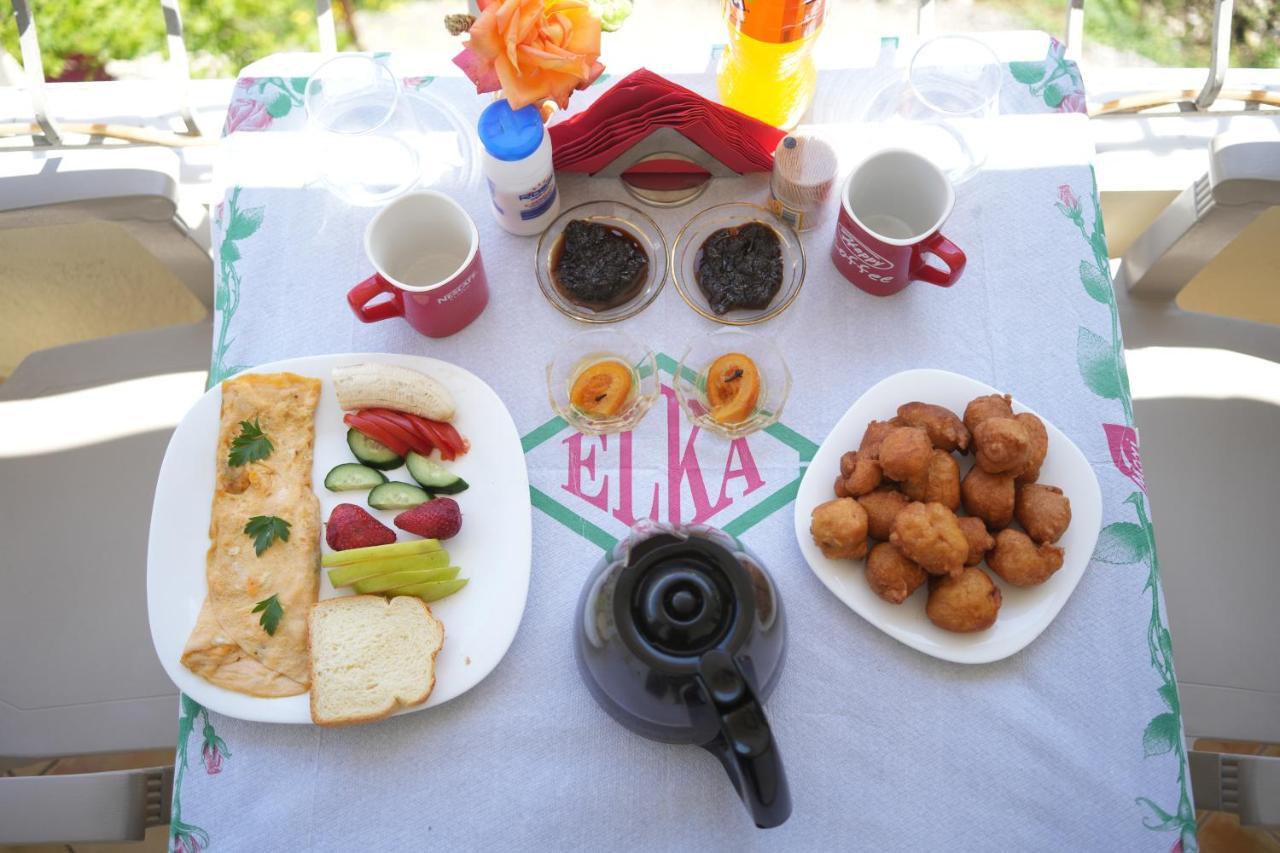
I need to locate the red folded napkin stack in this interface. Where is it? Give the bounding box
[548,69,786,175]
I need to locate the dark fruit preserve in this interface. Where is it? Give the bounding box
[695,222,783,315]
[551,220,650,311]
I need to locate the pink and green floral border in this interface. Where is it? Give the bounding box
[1056,179,1196,852]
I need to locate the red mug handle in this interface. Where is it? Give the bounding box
[347,273,404,323]
[911,233,967,288]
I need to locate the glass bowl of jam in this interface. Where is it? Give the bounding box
[674,329,791,439]
[536,201,668,324]
[547,328,660,435]
[671,203,805,326]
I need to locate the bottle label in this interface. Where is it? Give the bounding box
[489,172,558,223]
[726,0,826,44]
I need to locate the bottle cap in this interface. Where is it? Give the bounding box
[478,99,545,162]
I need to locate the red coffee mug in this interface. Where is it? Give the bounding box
[348,190,490,338]
[830,148,966,297]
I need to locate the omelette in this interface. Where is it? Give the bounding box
[181,372,322,697]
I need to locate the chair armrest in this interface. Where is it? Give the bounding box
[1116,133,1280,300]
[1190,751,1280,828]
[0,766,173,844]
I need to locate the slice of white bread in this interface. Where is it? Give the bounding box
[309,595,445,726]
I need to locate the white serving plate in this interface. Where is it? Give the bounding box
[147,353,532,722]
[793,368,1101,664]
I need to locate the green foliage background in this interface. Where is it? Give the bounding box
[1,0,1276,80]
[0,0,402,79]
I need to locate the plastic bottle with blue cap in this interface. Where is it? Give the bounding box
[478,99,560,236]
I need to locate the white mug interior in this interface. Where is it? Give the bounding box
[365,191,478,291]
[843,149,955,245]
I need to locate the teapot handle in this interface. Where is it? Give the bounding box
[697,649,791,828]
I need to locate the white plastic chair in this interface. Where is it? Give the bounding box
[0,322,210,844]
[1115,132,1280,827]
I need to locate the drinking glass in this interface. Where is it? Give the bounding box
[863,35,1001,185]
[904,35,1002,184]
[304,55,421,205]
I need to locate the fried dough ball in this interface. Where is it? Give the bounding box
[902,449,961,510]
[1014,483,1072,544]
[879,426,933,482]
[926,567,1002,632]
[810,498,869,560]
[1015,412,1049,484]
[963,393,1013,434]
[896,402,971,452]
[857,487,911,541]
[956,515,995,566]
[889,501,968,576]
[960,466,1016,529]
[972,417,1031,474]
[840,451,882,496]
[865,542,927,604]
[833,474,850,498]
[988,528,1064,586]
[840,451,857,477]
[859,419,898,458]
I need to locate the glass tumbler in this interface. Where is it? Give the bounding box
[903,35,1002,184]
[304,54,421,205]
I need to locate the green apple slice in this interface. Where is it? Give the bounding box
[321,538,442,568]
[392,577,469,602]
[327,550,450,587]
[351,567,460,594]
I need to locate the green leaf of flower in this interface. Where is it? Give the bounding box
[1142,712,1179,758]
[225,206,264,241]
[1079,260,1112,304]
[1158,626,1174,664]
[219,240,241,263]
[1043,81,1066,108]
[1093,521,1149,565]
[266,92,293,118]
[227,418,273,467]
[1009,61,1045,84]
[1158,682,1180,713]
[1077,326,1122,400]
[290,77,308,93]
[251,593,284,636]
[244,515,291,556]
[1135,797,1182,831]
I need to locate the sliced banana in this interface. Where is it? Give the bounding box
[332,362,456,422]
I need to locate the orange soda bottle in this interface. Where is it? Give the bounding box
[717,0,828,129]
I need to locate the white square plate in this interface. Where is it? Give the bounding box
[146,353,531,722]
[792,368,1101,664]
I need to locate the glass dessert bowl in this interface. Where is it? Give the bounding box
[547,328,660,435]
[671,202,805,326]
[536,201,668,324]
[674,329,791,439]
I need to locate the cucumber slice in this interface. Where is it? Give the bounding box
[321,538,442,568]
[323,463,388,492]
[405,451,469,495]
[347,428,404,471]
[393,577,469,602]
[351,567,460,594]
[368,482,431,511]
[326,550,451,587]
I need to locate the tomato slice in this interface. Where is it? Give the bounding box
[415,419,458,459]
[359,410,427,456]
[344,413,410,456]
[364,408,434,455]
[425,419,468,457]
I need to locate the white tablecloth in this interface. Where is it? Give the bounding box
[168,34,1195,853]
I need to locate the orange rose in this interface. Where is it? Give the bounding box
[454,0,604,110]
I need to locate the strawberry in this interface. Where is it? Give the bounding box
[394,497,462,540]
[326,503,396,551]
